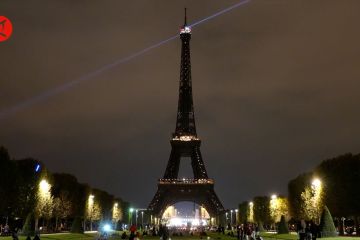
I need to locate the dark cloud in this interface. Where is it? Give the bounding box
[1,0,360,208]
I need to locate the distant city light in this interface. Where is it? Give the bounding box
[271,194,277,200]
[129,208,134,213]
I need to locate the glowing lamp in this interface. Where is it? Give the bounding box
[312,178,321,188]
[103,224,112,232]
[180,26,191,34]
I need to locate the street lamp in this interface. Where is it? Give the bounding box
[136,209,138,227]
[225,212,228,224]
[341,217,346,235]
[37,179,52,232]
[311,178,322,224]
[141,211,144,227]
[39,179,50,194]
[235,209,238,224]
[312,178,321,189]
[249,202,254,222]
[88,195,95,231]
[129,208,134,225]
[230,210,233,226]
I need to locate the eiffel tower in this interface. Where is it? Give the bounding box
[148,9,224,218]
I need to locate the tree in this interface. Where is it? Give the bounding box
[277,215,289,234]
[270,197,289,223]
[238,201,249,223]
[288,172,312,220]
[53,191,72,231]
[71,216,84,233]
[35,175,54,230]
[22,213,34,236]
[85,195,102,231]
[319,206,337,237]
[0,146,18,218]
[112,201,123,224]
[300,183,324,223]
[315,153,360,218]
[253,196,271,226]
[14,158,42,219]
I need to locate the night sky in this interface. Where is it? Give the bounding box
[1,0,360,209]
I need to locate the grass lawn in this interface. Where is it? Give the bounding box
[260,232,360,240]
[0,233,96,240]
[0,232,358,240]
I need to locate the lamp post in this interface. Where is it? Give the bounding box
[141,211,144,227]
[113,202,119,230]
[249,202,254,223]
[235,209,238,225]
[270,194,278,230]
[36,179,51,233]
[129,208,134,225]
[341,217,346,235]
[230,210,233,227]
[88,194,94,231]
[136,209,138,227]
[311,178,322,224]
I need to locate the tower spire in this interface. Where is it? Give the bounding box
[184,8,187,26]
[176,8,196,137]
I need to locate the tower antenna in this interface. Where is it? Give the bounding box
[184,8,187,26]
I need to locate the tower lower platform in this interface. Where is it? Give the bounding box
[148,178,225,217]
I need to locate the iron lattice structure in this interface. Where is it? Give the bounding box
[148,11,225,217]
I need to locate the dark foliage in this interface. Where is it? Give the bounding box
[21,213,34,236]
[253,196,271,225]
[70,216,84,233]
[319,206,337,237]
[277,215,289,234]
